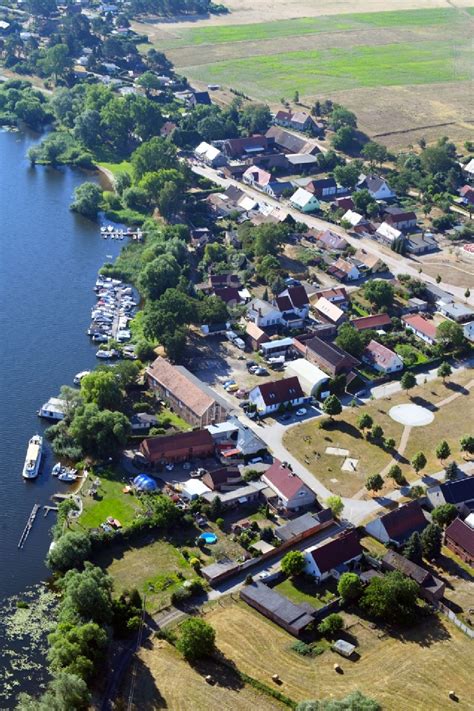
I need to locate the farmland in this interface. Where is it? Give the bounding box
[203,601,474,709]
[136,5,474,146]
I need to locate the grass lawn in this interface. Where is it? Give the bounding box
[206,601,474,709]
[156,8,466,49]
[360,535,388,558]
[179,40,471,100]
[119,637,286,711]
[284,370,473,496]
[98,160,132,177]
[274,576,337,608]
[77,472,142,530]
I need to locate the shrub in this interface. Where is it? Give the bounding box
[317,613,344,637]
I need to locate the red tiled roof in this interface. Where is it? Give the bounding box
[402,314,437,340]
[314,287,348,302]
[363,340,400,369]
[140,429,214,459]
[351,314,392,331]
[310,530,362,574]
[263,459,308,499]
[257,376,304,406]
[445,518,474,557]
[378,501,427,541]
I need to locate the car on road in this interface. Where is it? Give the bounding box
[296,408,307,416]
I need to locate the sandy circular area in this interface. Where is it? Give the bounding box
[389,404,435,427]
[388,403,434,427]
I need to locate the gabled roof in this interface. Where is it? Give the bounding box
[309,530,362,574]
[333,257,357,275]
[402,314,437,340]
[141,429,214,459]
[266,126,319,154]
[246,321,270,343]
[382,550,430,585]
[363,340,401,369]
[358,173,391,193]
[307,177,337,192]
[291,187,317,208]
[351,313,392,331]
[384,207,417,222]
[376,221,403,243]
[305,336,359,369]
[438,478,474,505]
[353,250,383,270]
[445,518,474,557]
[249,298,279,316]
[224,135,269,157]
[375,501,427,542]
[313,287,348,302]
[263,459,309,499]
[342,209,366,227]
[255,376,304,406]
[276,295,293,312]
[213,286,241,303]
[243,165,272,186]
[317,229,347,250]
[286,285,309,308]
[314,296,344,323]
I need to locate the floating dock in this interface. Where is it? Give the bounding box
[18,504,40,549]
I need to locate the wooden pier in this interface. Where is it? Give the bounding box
[18,504,40,549]
[43,505,59,517]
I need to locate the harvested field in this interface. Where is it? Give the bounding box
[137,4,474,146]
[120,637,285,710]
[206,601,474,709]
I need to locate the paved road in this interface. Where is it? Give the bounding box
[192,164,474,307]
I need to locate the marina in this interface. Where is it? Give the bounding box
[100,225,144,241]
[89,275,138,352]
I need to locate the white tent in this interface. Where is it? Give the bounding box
[285,359,329,397]
[181,479,212,500]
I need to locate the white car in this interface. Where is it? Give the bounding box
[296,408,307,416]
[165,463,174,471]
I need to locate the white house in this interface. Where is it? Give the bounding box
[332,257,360,281]
[365,501,427,545]
[402,314,437,345]
[194,141,226,167]
[375,221,404,246]
[463,321,474,342]
[290,187,320,213]
[358,174,395,201]
[262,459,316,513]
[427,478,474,515]
[248,376,305,416]
[362,340,403,374]
[304,530,363,583]
[247,298,282,328]
[463,158,474,182]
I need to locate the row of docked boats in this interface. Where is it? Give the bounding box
[100,225,143,241]
[89,276,138,358]
[51,463,78,482]
[22,436,77,483]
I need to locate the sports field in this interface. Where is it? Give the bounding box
[136,4,474,146]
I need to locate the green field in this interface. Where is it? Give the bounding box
[157,8,469,49]
[182,40,471,99]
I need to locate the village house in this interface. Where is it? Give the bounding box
[206,416,265,458]
[249,376,306,416]
[262,459,316,514]
[462,158,474,182]
[375,221,404,247]
[311,287,349,309]
[146,357,229,428]
[353,250,385,273]
[194,141,226,167]
[240,582,316,637]
[247,298,282,328]
[266,125,320,155]
[274,109,320,134]
[357,174,395,200]
[306,177,341,199]
[341,209,369,235]
[351,313,392,332]
[383,206,418,231]
[365,501,428,546]
[246,321,271,350]
[140,429,215,464]
[405,234,438,255]
[313,229,348,252]
[362,340,403,374]
[277,285,310,319]
[242,165,272,190]
[305,530,363,582]
[290,187,320,213]
[298,335,359,376]
[444,517,474,567]
[427,478,474,516]
[201,467,243,492]
[221,135,272,159]
[313,296,346,326]
[329,257,360,282]
[436,300,474,324]
[459,185,474,205]
[402,314,438,345]
[381,551,445,603]
[463,320,474,342]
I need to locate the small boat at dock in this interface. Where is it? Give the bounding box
[73,370,90,385]
[52,463,62,477]
[58,469,78,483]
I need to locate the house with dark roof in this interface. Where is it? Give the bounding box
[262,459,316,513]
[444,518,474,567]
[266,126,319,155]
[140,429,215,464]
[274,510,334,544]
[305,530,363,582]
[306,177,340,199]
[221,135,271,159]
[277,285,310,319]
[383,206,417,231]
[240,582,316,636]
[249,377,306,417]
[362,340,403,374]
[188,90,211,106]
[201,467,243,492]
[381,551,445,603]
[351,313,392,332]
[300,336,359,376]
[357,173,395,200]
[365,501,427,545]
[427,477,474,516]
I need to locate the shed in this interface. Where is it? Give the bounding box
[332,639,356,658]
[181,478,212,500]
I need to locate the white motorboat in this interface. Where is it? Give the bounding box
[58,469,77,483]
[52,463,62,476]
[96,349,116,359]
[73,370,90,385]
[22,435,43,480]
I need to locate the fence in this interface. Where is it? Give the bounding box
[438,602,474,639]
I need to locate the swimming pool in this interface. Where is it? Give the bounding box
[199,532,218,544]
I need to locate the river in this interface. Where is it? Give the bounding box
[0,128,124,601]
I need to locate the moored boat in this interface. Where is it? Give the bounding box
[22,435,43,480]
[73,370,91,385]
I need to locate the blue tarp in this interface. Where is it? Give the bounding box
[133,474,158,492]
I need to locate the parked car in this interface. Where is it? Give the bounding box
[254,367,268,376]
[223,378,236,388]
[249,456,263,464]
[226,383,239,393]
[296,408,307,416]
[235,389,249,398]
[246,360,258,370]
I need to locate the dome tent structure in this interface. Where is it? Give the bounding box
[133,474,158,492]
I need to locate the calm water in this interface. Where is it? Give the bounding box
[0,129,123,600]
